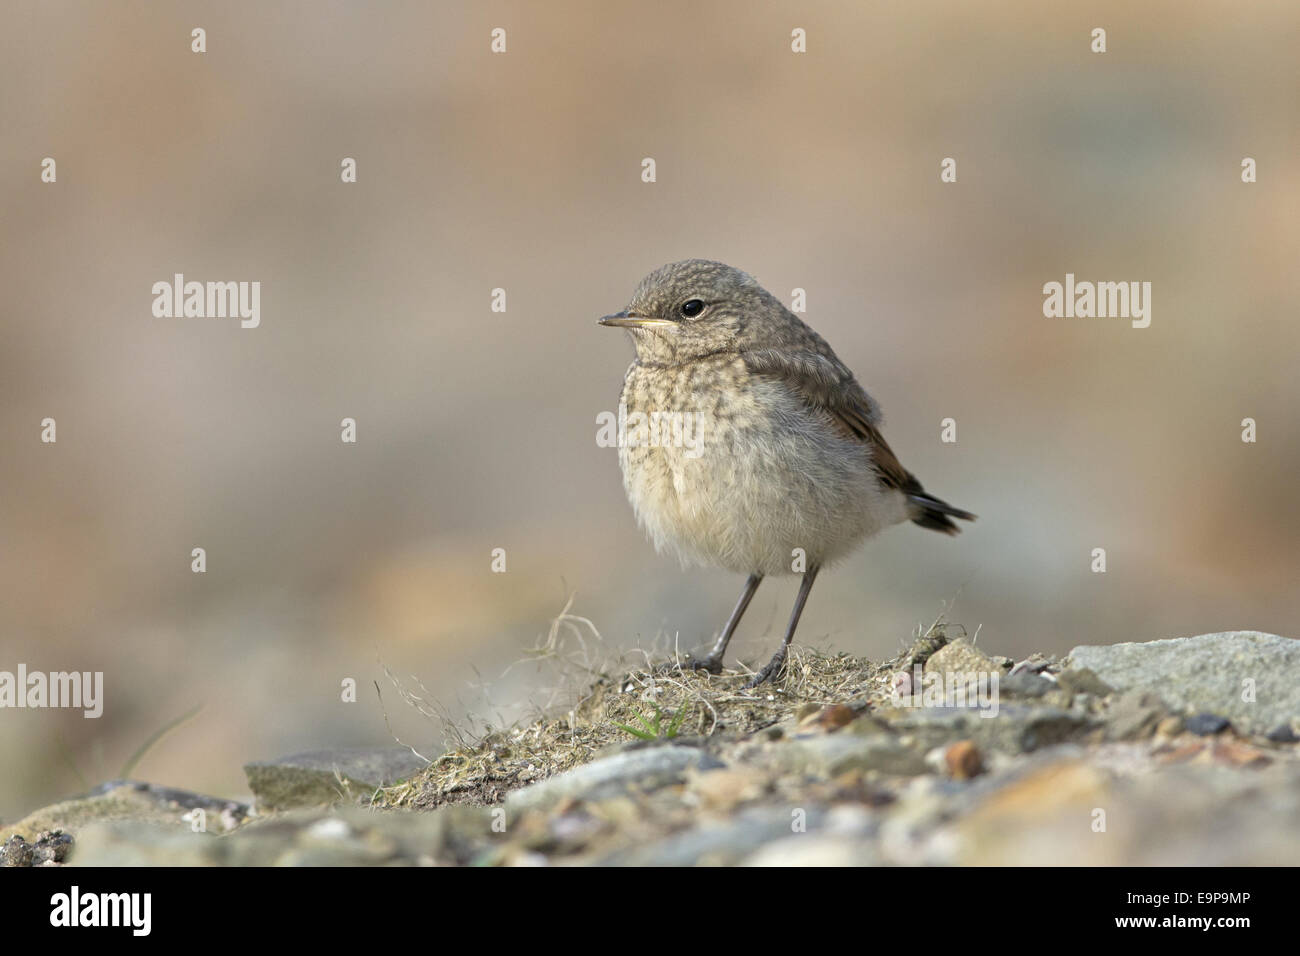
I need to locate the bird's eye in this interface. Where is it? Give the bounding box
[680,299,705,318]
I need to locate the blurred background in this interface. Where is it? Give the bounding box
[2,0,1297,818]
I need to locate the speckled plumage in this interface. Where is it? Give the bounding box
[600,259,974,685]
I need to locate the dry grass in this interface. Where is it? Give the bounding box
[372,601,963,812]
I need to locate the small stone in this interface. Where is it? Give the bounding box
[1154,741,1205,764]
[1000,670,1055,698]
[944,741,984,779]
[1210,740,1271,769]
[794,702,821,723]
[1156,716,1185,737]
[777,734,929,777]
[1104,690,1167,741]
[888,704,1092,755]
[847,714,893,737]
[1265,724,1298,744]
[687,767,769,810]
[1,835,34,867]
[1185,713,1231,736]
[31,830,73,865]
[806,703,856,731]
[925,639,999,680]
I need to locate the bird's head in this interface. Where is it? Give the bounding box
[599,259,789,363]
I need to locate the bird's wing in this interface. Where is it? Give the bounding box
[741,348,976,533]
[741,348,911,489]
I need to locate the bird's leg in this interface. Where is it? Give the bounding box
[690,573,763,674]
[745,565,820,688]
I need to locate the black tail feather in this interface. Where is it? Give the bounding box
[908,493,977,536]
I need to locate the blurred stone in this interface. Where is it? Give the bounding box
[71,805,486,866]
[1154,740,1205,764]
[243,748,428,810]
[800,703,856,731]
[1104,690,1167,741]
[1156,715,1185,737]
[1210,740,1271,769]
[775,734,929,777]
[744,835,879,866]
[596,808,800,866]
[0,781,249,845]
[1000,670,1055,698]
[953,760,1300,865]
[1267,724,1299,744]
[687,766,768,810]
[69,822,224,866]
[1185,713,1231,736]
[505,744,707,812]
[945,741,984,779]
[888,705,1093,754]
[1055,667,1115,697]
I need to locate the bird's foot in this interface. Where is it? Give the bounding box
[744,648,788,689]
[687,654,724,675]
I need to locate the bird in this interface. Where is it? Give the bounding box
[599,259,975,687]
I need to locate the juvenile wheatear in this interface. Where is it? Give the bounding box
[600,259,974,687]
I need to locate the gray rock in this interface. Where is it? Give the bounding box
[888,705,1094,755]
[71,806,488,866]
[1069,632,1300,736]
[774,734,929,777]
[68,821,226,866]
[1055,667,1115,697]
[1104,690,1168,741]
[0,781,249,846]
[597,807,804,866]
[243,747,428,810]
[1000,670,1055,698]
[505,744,708,812]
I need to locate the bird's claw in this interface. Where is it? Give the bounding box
[688,655,724,675]
[744,650,788,689]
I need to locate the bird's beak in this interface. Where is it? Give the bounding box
[598,311,676,329]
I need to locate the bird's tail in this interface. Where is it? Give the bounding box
[907,491,977,536]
